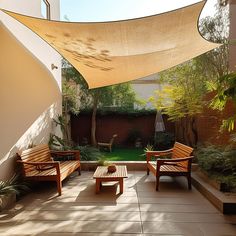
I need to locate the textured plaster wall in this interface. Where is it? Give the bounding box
[0,0,62,180]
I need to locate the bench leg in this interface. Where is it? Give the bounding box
[147,167,150,175]
[56,180,62,196]
[78,166,81,175]
[187,174,192,190]
[156,175,160,191]
[119,179,124,194]
[96,179,101,194]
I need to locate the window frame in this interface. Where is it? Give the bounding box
[42,0,51,20]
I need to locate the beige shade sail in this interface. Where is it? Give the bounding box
[1,1,220,88]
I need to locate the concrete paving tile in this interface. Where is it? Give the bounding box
[1,171,236,236]
[13,210,141,221]
[1,220,142,234]
[21,202,140,212]
[197,222,236,236]
[142,222,205,235]
[140,203,218,213]
[141,212,231,223]
[138,196,209,205]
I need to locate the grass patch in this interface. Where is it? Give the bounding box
[102,148,145,161]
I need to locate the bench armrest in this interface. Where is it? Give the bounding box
[17,160,59,165]
[146,149,173,162]
[155,156,194,171]
[157,156,194,164]
[17,160,60,174]
[50,150,80,160]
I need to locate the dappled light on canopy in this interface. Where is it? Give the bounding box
[1,1,220,88]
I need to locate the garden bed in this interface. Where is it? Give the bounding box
[192,171,236,214]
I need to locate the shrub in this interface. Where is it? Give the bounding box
[196,145,236,192]
[197,145,236,176]
[154,131,175,150]
[74,145,102,161]
[0,174,30,198]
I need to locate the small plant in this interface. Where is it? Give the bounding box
[0,174,30,197]
[140,144,154,158]
[48,133,71,150]
[143,144,154,153]
[97,156,109,166]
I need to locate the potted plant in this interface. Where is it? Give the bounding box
[0,174,29,211]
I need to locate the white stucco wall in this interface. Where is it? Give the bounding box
[132,74,162,109]
[0,0,62,180]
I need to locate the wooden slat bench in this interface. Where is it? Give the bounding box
[17,144,81,195]
[146,142,194,191]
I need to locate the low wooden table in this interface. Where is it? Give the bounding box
[93,165,128,194]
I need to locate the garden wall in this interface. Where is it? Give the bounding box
[71,113,175,147]
[174,92,235,146]
[196,99,235,146]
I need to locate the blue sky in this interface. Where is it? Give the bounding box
[60,0,217,22]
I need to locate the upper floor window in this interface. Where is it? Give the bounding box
[41,0,50,19]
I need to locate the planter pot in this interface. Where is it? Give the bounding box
[0,193,16,211]
[196,170,229,192]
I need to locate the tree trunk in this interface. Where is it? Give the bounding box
[63,99,71,147]
[184,116,198,147]
[91,93,99,146]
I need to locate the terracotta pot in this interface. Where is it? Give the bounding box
[107,164,116,173]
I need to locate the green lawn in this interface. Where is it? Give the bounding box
[101,148,145,161]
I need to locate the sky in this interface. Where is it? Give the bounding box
[60,0,218,22]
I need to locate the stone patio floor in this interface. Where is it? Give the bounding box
[0,171,236,236]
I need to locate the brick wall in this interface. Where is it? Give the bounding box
[71,113,174,147]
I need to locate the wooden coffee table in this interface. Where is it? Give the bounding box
[93,165,128,194]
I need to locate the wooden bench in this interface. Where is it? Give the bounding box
[146,142,193,191]
[17,144,81,195]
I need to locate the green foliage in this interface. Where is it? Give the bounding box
[197,3,229,80]
[73,145,102,161]
[97,156,109,166]
[150,60,207,121]
[207,72,236,132]
[0,174,30,197]
[48,115,72,150]
[140,144,154,157]
[62,80,80,115]
[63,59,137,111]
[154,132,175,150]
[48,134,71,150]
[102,148,144,161]
[143,144,154,152]
[79,108,156,116]
[197,145,236,191]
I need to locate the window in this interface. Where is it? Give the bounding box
[41,0,50,19]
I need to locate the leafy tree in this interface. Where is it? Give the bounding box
[197,7,229,79]
[62,60,137,146]
[207,72,236,132]
[150,60,206,146]
[150,2,230,146]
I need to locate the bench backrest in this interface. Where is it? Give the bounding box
[17,144,51,173]
[172,142,193,168]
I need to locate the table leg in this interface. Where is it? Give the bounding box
[96,179,101,194]
[119,178,124,194]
